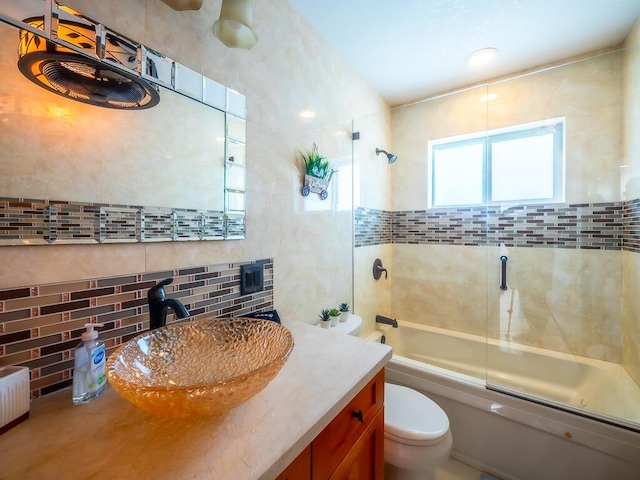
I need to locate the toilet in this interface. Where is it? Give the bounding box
[324,313,362,336]
[384,382,453,480]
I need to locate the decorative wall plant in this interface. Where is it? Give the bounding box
[300,143,334,200]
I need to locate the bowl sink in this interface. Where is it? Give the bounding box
[106,317,294,419]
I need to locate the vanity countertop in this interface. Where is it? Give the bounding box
[0,320,391,480]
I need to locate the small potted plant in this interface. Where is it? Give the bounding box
[300,143,334,200]
[328,308,341,327]
[339,303,350,323]
[318,309,331,329]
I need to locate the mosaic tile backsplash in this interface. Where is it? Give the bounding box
[0,259,273,398]
[355,201,640,252]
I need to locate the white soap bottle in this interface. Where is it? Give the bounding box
[72,323,107,405]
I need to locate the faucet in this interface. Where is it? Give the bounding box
[376,314,398,328]
[148,278,190,330]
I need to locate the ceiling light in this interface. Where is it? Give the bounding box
[467,47,498,67]
[480,93,498,102]
[213,0,258,50]
[17,18,159,110]
[299,110,315,119]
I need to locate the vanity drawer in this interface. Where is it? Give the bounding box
[311,368,384,479]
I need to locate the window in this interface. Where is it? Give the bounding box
[429,118,565,207]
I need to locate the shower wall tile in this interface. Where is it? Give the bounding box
[0,258,274,398]
[392,202,624,249]
[356,202,629,363]
[355,200,638,252]
[392,244,489,337]
[354,207,392,247]
[622,198,640,253]
[354,244,393,338]
[622,251,640,385]
[622,18,640,386]
[391,244,622,362]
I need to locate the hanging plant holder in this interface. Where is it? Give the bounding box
[302,173,334,200]
[299,142,334,200]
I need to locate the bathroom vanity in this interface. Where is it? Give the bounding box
[277,369,385,479]
[0,321,391,479]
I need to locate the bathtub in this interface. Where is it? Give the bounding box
[369,320,640,480]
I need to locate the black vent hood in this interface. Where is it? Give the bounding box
[17,17,159,110]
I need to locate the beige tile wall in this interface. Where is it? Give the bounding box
[354,244,393,338]
[353,111,394,332]
[0,0,390,327]
[623,17,640,384]
[377,48,630,363]
[389,244,616,357]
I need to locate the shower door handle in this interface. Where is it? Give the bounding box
[500,255,508,291]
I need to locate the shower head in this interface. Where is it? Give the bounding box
[376,148,398,164]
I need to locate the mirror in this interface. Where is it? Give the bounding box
[0,0,246,243]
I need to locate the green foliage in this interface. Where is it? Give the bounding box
[300,143,331,179]
[339,303,349,312]
[317,309,331,322]
[328,308,340,317]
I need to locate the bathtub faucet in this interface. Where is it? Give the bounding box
[376,315,398,328]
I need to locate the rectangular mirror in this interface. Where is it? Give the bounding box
[0,0,246,244]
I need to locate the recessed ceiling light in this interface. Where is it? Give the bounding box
[467,47,498,67]
[480,93,498,102]
[300,110,315,119]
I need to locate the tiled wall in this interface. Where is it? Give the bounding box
[355,201,640,251]
[354,207,392,247]
[0,259,273,398]
[0,197,234,244]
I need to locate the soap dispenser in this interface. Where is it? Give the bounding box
[72,323,107,405]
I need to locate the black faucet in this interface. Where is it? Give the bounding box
[376,314,398,328]
[148,278,190,330]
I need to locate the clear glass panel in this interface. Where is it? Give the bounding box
[491,134,554,201]
[432,143,484,206]
[299,119,354,317]
[486,45,640,429]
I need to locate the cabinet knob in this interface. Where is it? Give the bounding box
[352,409,364,423]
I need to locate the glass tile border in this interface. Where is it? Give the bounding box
[0,197,243,244]
[355,200,640,252]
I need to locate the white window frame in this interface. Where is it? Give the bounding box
[428,117,565,208]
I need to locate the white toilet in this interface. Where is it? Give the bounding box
[384,382,453,480]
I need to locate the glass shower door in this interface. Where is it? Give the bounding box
[484,44,640,430]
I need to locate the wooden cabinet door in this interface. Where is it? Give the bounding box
[328,409,384,480]
[275,445,311,480]
[312,370,384,479]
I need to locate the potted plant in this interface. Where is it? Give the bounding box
[339,303,350,323]
[300,143,334,200]
[328,308,341,327]
[318,309,331,329]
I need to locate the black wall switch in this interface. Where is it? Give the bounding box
[240,264,264,295]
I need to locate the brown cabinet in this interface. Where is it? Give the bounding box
[275,445,311,480]
[276,368,385,480]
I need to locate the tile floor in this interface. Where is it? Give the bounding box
[437,458,498,480]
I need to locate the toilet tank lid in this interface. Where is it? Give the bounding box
[384,383,450,443]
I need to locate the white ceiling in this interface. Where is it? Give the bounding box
[287,0,640,106]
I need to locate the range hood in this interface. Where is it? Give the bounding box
[17,17,159,110]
